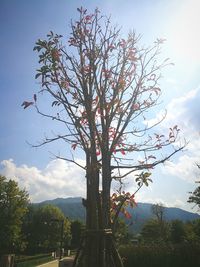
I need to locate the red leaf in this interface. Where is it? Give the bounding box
[71,143,77,150]
[152,87,161,95]
[132,103,140,110]
[85,15,92,21]
[124,211,132,219]
[148,155,156,160]
[34,94,37,102]
[149,74,156,80]
[21,101,34,109]
[51,49,61,61]
[96,150,101,156]
[120,149,126,155]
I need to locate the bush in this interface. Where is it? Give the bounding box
[15,253,53,267]
[119,243,200,267]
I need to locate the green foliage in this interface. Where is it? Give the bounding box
[184,219,200,243]
[170,220,186,243]
[71,220,85,249]
[0,175,29,254]
[135,172,152,187]
[140,219,170,243]
[188,164,200,209]
[22,204,71,254]
[114,219,133,245]
[188,186,200,209]
[120,244,200,267]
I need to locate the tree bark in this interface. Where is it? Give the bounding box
[73,154,124,267]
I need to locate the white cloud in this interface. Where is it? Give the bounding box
[141,87,200,193]
[164,154,199,183]
[0,158,86,203]
[0,158,192,211]
[165,88,200,134]
[147,87,200,133]
[155,87,200,183]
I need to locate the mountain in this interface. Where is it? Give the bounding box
[34,197,200,233]
[35,197,86,221]
[126,202,200,233]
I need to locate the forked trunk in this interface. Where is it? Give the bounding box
[72,156,124,267]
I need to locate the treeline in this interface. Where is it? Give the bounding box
[1,174,200,267]
[0,175,83,256]
[119,204,200,267]
[138,203,200,244]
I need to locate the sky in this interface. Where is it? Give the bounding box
[1,0,200,212]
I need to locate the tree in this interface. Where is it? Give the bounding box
[141,203,169,243]
[0,175,29,254]
[152,203,170,241]
[188,164,200,210]
[170,220,186,243]
[22,204,71,254]
[151,203,165,223]
[140,219,162,243]
[71,220,85,249]
[113,219,132,246]
[24,7,184,267]
[184,219,200,243]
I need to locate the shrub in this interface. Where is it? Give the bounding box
[15,253,53,267]
[119,243,200,267]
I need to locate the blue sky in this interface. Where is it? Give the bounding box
[1,0,200,212]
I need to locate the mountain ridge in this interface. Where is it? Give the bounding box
[34,197,200,233]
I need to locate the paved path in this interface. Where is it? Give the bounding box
[37,259,59,267]
[36,257,74,267]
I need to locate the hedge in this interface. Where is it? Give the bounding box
[15,253,54,267]
[119,243,200,267]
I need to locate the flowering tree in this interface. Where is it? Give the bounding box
[23,7,184,267]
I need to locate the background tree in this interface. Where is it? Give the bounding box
[22,204,71,254]
[0,175,29,254]
[113,219,132,246]
[188,164,200,210]
[141,203,169,243]
[140,219,163,243]
[170,220,186,244]
[151,203,165,222]
[24,7,184,267]
[71,220,85,249]
[152,203,170,242]
[184,219,200,243]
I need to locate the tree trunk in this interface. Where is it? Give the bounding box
[72,228,124,267]
[72,156,124,267]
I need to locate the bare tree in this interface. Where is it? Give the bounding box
[152,203,165,223]
[23,7,184,267]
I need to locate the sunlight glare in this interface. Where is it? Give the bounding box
[168,0,200,63]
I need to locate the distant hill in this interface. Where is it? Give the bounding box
[34,197,200,233]
[35,197,86,221]
[126,202,200,233]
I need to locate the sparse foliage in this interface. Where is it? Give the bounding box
[188,164,200,210]
[151,203,165,222]
[24,7,184,267]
